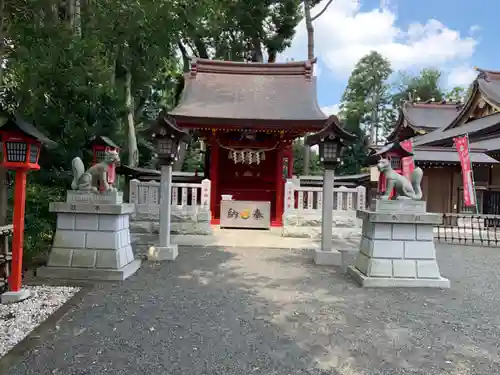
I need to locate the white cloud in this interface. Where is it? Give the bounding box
[446,65,477,88]
[321,104,340,115]
[281,0,478,79]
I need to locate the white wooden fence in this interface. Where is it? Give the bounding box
[129,179,211,219]
[129,178,365,221]
[283,180,366,216]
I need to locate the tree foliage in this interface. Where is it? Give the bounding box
[338,51,392,174]
[392,68,444,105]
[293,139,322,176]
[0,0,305,262]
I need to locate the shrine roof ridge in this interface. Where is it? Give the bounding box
[189,58,317,78]
[169,58,327,127]
[386,100,462,142]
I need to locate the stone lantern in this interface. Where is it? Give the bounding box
[148,115,190,261]
[0,115,56,303]
[305,115,356,265]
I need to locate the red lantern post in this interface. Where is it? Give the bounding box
[0,116,55,303]
[89,136,120,191]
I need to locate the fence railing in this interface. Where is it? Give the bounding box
[284,181,366,215]
[436,213,500,247]
[0,224,13,294]
[129,179,211,219]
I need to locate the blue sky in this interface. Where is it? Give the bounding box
[280,0,499,114]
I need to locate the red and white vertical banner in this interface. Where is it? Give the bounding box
[454,134,477,207]
[400,139,415,181]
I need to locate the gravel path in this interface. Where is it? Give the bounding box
[0,286,80,357]
[4,244,500,374]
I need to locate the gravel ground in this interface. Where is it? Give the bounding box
[0,285,80,357]
[4,244,500,374]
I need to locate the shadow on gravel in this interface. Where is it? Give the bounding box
[4,247,339,375]
[4,244,500,375]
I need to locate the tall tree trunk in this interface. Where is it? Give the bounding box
[172,42,191,172]
[67,0,81,36]
[74,0,81,36]
[173,143,187,171]
[251,37,263,62]
[305,0,314,61]
[0,3,9,226]
[0,61,7,226]
[125,69,139,167]
[302,0,314,175]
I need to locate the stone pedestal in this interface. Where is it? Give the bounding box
[37,191,141,281]
[347,200,450,288]
[1,289,31,304]
[313,249,341,266]
[147,244,178,261]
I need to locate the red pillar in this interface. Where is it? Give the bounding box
[274,144,284,226]
[9,170,27,292]
[210,134,219,223]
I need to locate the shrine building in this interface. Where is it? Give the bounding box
[162,58,329,226]
[369,67,500,214]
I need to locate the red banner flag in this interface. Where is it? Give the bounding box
[400,139,415,181]
[454,135,476,207]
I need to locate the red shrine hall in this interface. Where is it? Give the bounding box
[163,58,329,226]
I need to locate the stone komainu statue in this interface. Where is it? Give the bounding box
[377,158,423,200]
[71,150,120,192]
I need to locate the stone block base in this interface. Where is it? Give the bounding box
[313,249,341,266]
[45,197,141,282]
[1,289,31,304]
[147,245,178,261]
[347,266,450,288]
[350,205,450,289]
[37,259,141,281]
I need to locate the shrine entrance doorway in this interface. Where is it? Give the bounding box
[216,146,278,223]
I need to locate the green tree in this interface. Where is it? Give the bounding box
[292,139,322,176]
[392,68,445,105]
[445,86,469,102]
[0,0,310,264]
[338,51,392,174]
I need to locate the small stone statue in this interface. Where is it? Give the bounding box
[71,150,120,192]
[377,158,423,200]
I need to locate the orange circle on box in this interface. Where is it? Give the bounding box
[240,209,250,219]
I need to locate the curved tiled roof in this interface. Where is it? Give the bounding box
[412,68,500,148]
[169,58,327,129]
[413,112,500,147]
[442,68,500,131]
[387,101,462,141]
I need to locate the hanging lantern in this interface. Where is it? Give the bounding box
[150,115,190,165]
[0,116,56,171]
[305,115,356,169]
